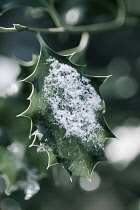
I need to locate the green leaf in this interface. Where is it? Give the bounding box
[20,34,114,179]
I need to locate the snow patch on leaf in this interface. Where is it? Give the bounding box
[39,56,104,152]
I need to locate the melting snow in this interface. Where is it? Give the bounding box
[41,56,104,147]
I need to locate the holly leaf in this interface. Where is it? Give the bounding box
[20,34,114,179]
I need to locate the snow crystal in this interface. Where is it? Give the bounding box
[41,56,104,148]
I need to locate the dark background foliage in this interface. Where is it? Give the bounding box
[0,0,140,209]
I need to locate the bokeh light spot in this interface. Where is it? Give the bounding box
[105,126,140,170]
[80,171,100,191]
[0,56,21,97]
[107,58,131,76]
[65,8,81,25]
[115,76,138,99]
[25,8,44,18]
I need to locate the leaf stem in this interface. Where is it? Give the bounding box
[49,0,65,27]
[42,0,64,27]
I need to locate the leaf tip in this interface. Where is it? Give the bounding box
[16,113,23,118]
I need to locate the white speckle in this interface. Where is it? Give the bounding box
[7,142,25,169]
[7,142,24,156]
[80,171,100,191]
[65,8,81,25]
[40,57,104,151]
[24,180,40,200]
[32,129,43,140]
[7,165,40,200]
[37,143,47,153]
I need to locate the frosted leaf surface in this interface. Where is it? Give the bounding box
[22,42,113,178]
[41,57,104,151]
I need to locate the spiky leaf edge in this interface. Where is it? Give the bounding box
[17,33,115,177]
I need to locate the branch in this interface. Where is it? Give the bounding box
[0,0,140,35]
[0,17,140,35]
[0,24,66,33]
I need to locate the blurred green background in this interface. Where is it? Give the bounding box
[0,0,140,209]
